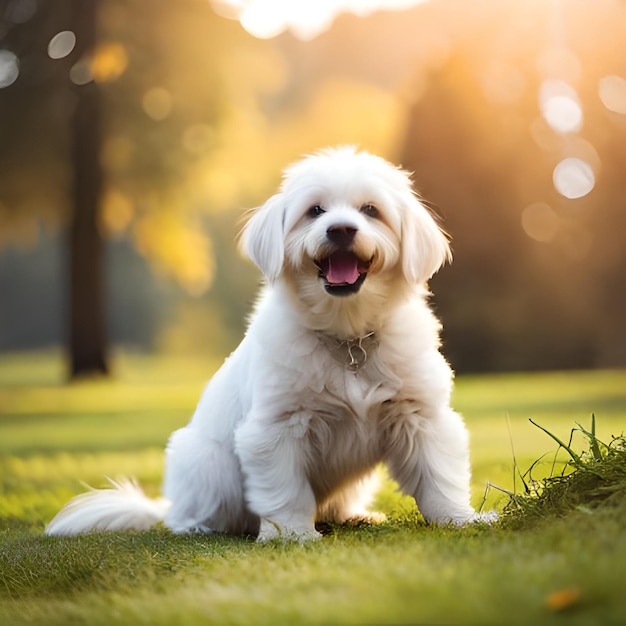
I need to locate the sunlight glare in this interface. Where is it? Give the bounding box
[240,0,333,39]
[553,158,594,199]
[539,79,582,134]
[599,75,626,115]
[212,0,428,40]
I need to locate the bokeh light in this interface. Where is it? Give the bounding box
[48,31,76,60]
[142,88,173,121]
[521,202,559,243]
[539,79,583,134]
[0,49,19,88]
[91,42,128,83]
[598,75,626,115]
[69,58,93,85]
[2,0,626,374]
[553,157,595,199]
[4,0,37,25]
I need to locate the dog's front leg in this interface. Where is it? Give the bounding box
[234,411,321,543]
[384,403,496,526]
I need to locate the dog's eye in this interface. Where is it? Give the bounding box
[360,203,380,218]
[308,205,325,218]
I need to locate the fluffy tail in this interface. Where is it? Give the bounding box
[45,478,171,536]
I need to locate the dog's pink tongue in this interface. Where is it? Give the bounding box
[326,252,360,285]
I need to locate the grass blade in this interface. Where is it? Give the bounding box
[528,418,584,468]
[575,414,604,462]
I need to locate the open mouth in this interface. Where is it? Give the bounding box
[314,250,372,297]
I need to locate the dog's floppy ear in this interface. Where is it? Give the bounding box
[400,192,452,284]
[239,193,286,282]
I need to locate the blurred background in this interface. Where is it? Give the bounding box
[1,0,625,377]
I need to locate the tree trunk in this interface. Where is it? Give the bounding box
[69,0,108,378]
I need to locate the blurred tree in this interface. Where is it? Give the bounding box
[0,0,411,372]
[2,0,625,375]
[0,0,257,376]
[400,2,626,372]
[69,0,108,376]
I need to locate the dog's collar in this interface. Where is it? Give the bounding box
[315,331,377,373]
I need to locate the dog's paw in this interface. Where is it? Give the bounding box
[471,510,499,524]
[427,509,499,527]
[257,518,322,544]
[456,510,499,526]
[183,524,216,535]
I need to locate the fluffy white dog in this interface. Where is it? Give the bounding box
[46,146,496,541]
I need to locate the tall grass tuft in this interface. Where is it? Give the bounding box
[501,414,626,524]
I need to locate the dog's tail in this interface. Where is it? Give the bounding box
[45,477,171,536]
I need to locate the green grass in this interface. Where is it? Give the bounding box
[502,415,626,523]
[1,351,626,625]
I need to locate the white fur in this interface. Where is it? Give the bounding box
[46,147,496,541]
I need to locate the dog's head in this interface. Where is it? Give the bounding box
[240,146,450,301]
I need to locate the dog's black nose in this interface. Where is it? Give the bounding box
[326,224,357,248]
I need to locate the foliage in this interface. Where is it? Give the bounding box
[3,1,626,371]
[0,0,403,293]
[402,5,626,372]
[502,415,626,524]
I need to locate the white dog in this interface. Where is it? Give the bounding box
[46,146,495,541]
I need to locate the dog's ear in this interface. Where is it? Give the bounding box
[400,193,452,284]
[239,194,286,282]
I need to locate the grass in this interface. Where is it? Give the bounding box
[1,350,626,624]
[501,415,626,523]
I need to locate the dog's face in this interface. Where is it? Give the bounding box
[240,147,451,307]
